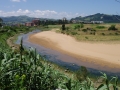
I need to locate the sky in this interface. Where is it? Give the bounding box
[0,0,120,19]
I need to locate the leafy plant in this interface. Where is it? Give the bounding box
[76,66,89,82]
[97,72,120,90]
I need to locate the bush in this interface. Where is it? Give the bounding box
[82,29,87,32]
[109,33,112,35]
[91,29,96,32]
[76,66,88,82]
[85,37,88,39]
[96,26,105,29]
[71,32,77,35]
[66,27,69,30]
[74,23,84,30]
[108,25,118,31]
[101,33,105,36]
[80,23,84,28]
[74,25,80,30]
[115,33,119,35]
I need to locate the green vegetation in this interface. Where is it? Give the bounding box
[74,23,84,30]
[0,18,3,27]
[2,13,120,25]
[0,42,120,89]
[57,23,120,42]
[0,23,120,89]
[108,25,118,31]
[62,24,66,31]
[71,13,120,23]
[96,25,106,29]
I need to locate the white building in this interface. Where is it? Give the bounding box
[91,21,104,24]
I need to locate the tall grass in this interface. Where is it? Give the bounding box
[0,40,119,90]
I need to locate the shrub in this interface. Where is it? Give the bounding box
[90,32,93,35]
[85,37,88,39]
[109,33,112,35]
[82,29,87,32]
[96,26,105,29]
[108,25,118,31]
[74,23,84,30]
[76,66,88,82]
[91,29,96,32]
[101,33,105,36]
[61,31,65,34]
[74,25,80,30]
[66,27,69,30]
[66,32,69,35]
[71,32,77,35]
[115,33,119,35]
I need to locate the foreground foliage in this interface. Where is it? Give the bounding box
[0,39,120,90]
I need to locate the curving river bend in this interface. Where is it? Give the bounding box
[16,30,120,77]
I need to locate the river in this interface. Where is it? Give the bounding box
[15,29,120,77]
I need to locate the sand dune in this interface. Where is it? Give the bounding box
[29,31,120,68]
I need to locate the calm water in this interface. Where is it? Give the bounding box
[16,30,120,77]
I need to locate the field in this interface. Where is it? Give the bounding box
[0,24,120,89]
[48,23,120,43]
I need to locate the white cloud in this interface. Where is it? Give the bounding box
[22,0,26,2]
[10,0,27,2]
[0,9,85,19]
[11,0,20,2]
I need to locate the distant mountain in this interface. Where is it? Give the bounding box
[71,13,120,23]
[0,15,56,24]
[1,13,120,24]
[1,16,34,24]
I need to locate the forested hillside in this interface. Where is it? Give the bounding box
[71,13,120,23]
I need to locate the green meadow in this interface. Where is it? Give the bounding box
[52,23,120,43]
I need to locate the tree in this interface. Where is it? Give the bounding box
[61,17,67,31]
[62,24,66,30]
[80,23,84,28]
[58,19,63,24]
[0,18,3,27]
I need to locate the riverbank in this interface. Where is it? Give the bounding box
[6,29,75,78]
[29,31,120,72]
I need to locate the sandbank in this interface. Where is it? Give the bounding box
[28,31,120,70]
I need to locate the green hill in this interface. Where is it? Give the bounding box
[1,16,34,24]
[71,13,120,23]
[1,13,120,25]
[0,16,55,25]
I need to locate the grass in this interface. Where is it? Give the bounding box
[75,35,120,42]
[56,23,120,43]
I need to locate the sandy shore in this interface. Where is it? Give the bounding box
[29,31,120,69]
